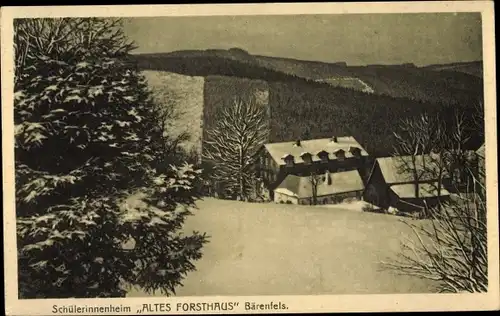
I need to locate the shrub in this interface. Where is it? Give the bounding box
[362,203,376,213]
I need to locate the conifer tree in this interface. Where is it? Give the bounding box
[14,18,206,298]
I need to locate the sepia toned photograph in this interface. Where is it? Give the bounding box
[2,2,498,314]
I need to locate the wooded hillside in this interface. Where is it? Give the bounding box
[136,50,484,158]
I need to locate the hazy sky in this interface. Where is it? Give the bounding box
[122,13,482,66]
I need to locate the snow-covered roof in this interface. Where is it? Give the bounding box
[390,182,450,199]
[274,170,365,198]
[264,136,368,165]
[375,154,444,185]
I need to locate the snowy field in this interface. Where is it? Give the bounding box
[141,70,205,155]
[126,198,437,297]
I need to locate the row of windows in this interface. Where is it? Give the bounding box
[284,151,362,167]
[285,157,362,167]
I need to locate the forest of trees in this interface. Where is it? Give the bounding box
[271,81,484,157]
[135,55,303,84]
[203,76,483,158]
[345,65,483,105]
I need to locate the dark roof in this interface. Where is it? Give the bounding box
[275,170,365,198]
[264,136,369,166]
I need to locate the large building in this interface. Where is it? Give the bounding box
[255,136,371,203]
[363,155,451,213]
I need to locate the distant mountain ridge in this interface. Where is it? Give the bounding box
[137,48,481,74]
[422,61,483,78]
[132,48,483,105]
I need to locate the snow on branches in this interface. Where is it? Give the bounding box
[14,18,206,298]
[203,97,269,200]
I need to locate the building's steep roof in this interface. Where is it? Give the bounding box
[275,170,365,198]
[264,136,368,165]
[375,155,443,185]
[390,182,450,199]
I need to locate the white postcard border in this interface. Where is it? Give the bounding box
[2,2,498,314]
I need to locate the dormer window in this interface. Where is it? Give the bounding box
[300,152,312,164]
[349,146,362,158]
[282,154,295,167]
[333,149,346,161]
[317,150,329,163]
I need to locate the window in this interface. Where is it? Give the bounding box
[301,153,312,164]
[334,149,346,161]
[317,151,329,163]
[282,154,295,167]
[350,147,362,159]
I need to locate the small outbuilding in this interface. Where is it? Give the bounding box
[273,170,365,205]
[363,155,451,213]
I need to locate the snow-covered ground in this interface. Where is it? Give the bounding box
[317,200,380,212]
[141,70,205,155]
[316,77,375,94]
[126,198,437,297]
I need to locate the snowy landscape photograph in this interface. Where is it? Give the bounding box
[3,5,496,309]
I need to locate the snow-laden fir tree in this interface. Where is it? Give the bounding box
[203,98,269,201]
[14,18,207,298]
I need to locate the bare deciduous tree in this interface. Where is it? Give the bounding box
[203,97,269,201]
[383,171,487,292]
[384,108,487,293]
[471,101,485,138]
[392,113,447,216]
[309,171,321,205]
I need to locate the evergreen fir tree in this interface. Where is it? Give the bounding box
[14,18,207,298]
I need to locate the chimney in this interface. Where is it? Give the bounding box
[331,136,338,143]
[324,169,332,185]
